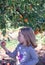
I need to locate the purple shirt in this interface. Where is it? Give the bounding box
[6,43,39,65]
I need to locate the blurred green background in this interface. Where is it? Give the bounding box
[0,0,45,32]
[0,0,45,49]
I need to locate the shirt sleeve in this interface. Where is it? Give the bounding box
[21,46,39,65]
[6,44,20,58]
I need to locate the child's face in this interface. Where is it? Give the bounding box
[18,31,26,44]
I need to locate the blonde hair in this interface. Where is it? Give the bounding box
[20,27,37,48]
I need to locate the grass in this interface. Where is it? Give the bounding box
[6,40,18,48]
[36,33,45,45]
[6,40,19,51]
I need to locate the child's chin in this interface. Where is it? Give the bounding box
[20,43,23,44]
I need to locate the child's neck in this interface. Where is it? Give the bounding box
[23,41,27,46]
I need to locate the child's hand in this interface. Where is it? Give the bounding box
[0,41,8,52]
[0,41,6,48]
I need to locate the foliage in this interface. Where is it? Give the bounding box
[0,0,45,35]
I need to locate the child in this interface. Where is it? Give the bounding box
[1,27,39,65]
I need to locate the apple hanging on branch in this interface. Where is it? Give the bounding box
[24,18,28,23]
[20,15,23,19]
[30,4,33,10]
[0,40,6,46]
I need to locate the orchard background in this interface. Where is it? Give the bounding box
[0,0,45,65]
